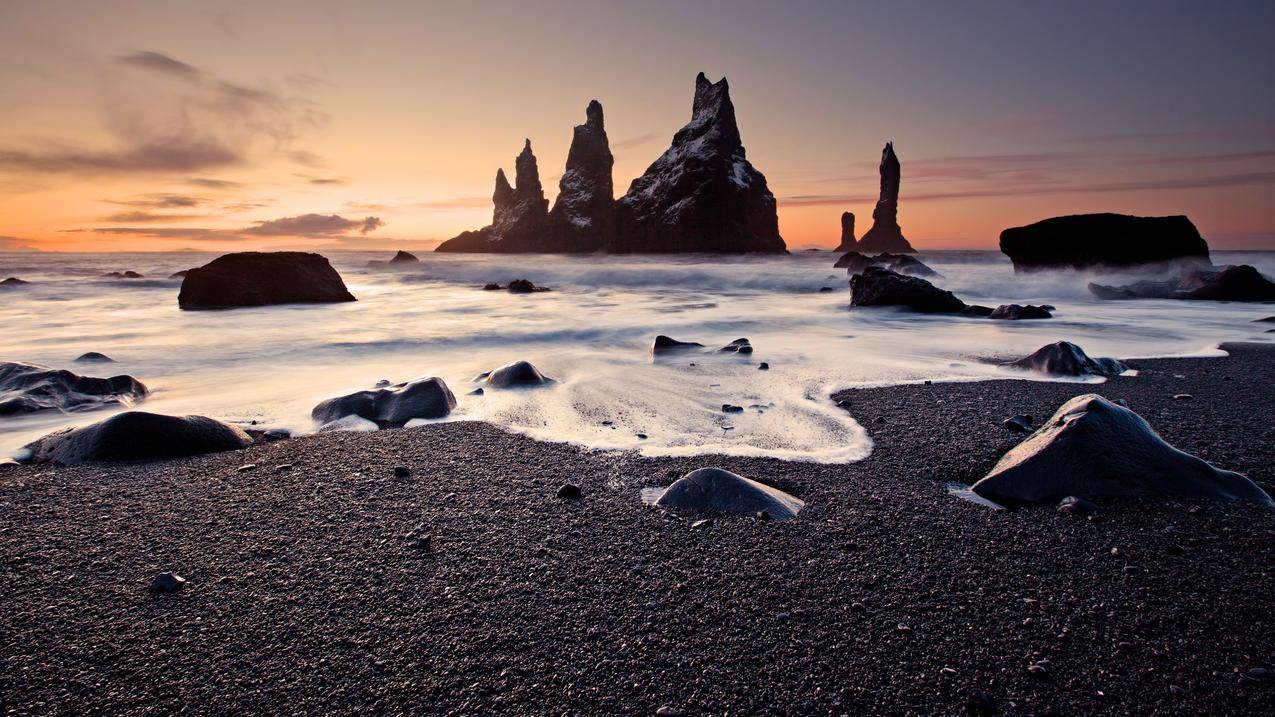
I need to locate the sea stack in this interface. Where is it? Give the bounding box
[550,100,615,252]
[834,212,857,251]
[1000,213,1210,271]
[612,73,786,253]
[435,141,554,252]
[857,142,916,254]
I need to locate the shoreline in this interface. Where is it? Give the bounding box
[1,344,1272,714]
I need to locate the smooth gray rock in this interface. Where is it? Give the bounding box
[972,394,1273,506]
[0,362,148,416]
[653,467,804,521]
[1004,341,1127,377]
[311,376,457,428]
[20,411,252,465]
[484,360,554,388]
[652,335,704,355]
[989,304,1052,320]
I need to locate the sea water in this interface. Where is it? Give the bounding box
[1,250,1271,462]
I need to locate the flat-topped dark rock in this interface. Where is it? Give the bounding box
[178,252,355,309]
[652,335,705,355]
[1000,213,1210,272]
[19,411,252,465]
[848,267,965,313]
[972,394,1272,506]
[104,271,144,279]
[652,467,804,521]
[1004,341,1126,377]
[1090,264,1275,302]
[312,376,457,428]
[856,143,915,254]
[0,362,148,416]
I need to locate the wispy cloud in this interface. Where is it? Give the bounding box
[117,50,200,79]
[77,212,385,243]
[243,213,383,237]
[107,193,206,209]
[101,211,207,223]
[185,177,242,189]
[0,235,40,252]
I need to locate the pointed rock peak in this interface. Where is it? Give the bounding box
[691,73,732,118]
[585,99,604,130]
[495,168,511,191]
[521,138,533,154]
[881,141,899,167]
[513,140,543,199]
[493,168,513,204]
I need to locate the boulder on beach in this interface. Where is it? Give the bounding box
[849,266,966,313]
[74,352,115,363]
[653,467,804,521]
[178,252,356,309]
[484,360,554,388]
[652,335,705,355]
[1004,341,1127,378]
[0,362,148,416]
[1,277,29,286]
[311,376,458,428]
[972,394,1273,506]
[389,250,419,264]
[19,411,252,465]
[999,213,1210,272]
[1089,264,1275,302]
[989,304,1053,320]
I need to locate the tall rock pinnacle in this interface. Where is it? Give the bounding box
[436,141,552,252]
[856,142,915,253]
[550,99,615,251]
[835,211,857,251]
[612,73,786,253]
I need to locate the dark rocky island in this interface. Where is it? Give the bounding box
[855,143,916,254]
[178,252,356,310]
[1000,213,1211,272]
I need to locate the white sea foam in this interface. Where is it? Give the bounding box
[1,250,1271,461]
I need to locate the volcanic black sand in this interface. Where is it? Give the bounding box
[1,343,1273,715]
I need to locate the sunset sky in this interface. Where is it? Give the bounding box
[1,0,1272,253]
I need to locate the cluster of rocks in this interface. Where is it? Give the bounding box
[652,335,761,360]
[0,361,148,415]
[834,251,936,277]
[1090,264,1275,302]
[436,74,786,254]
[848,267,1053,320]
[103,270,145,279]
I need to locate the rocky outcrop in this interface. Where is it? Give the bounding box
[613,74,786,253]
[550,100,615,252]
[834,212,857,251]
[1,277,29,287]
[1004,341,1127,377]
[971,394,1273,506]
[104,271,144,279]
[652,335,705,355]
[389,250,419,264]
[856,143,915,254]
[1000,213,1211,272]
[988,304,1053,320]
[435,141,555,252]
[311,376,457,428]
[1089,264,1275,302]
[0,362,148,416]
[178,252,355,309]
[482,360,554,388]
[834,252,936,277]
[652,467,804,521]
[848,267,966,313]
[19,411,252,465]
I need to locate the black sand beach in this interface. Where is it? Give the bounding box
[1,343,1272,715]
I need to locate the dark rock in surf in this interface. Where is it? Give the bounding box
[835,251,935,277]
[653,467,804,521]
[0,362,147,416]
[507,278,549,293]
[311,376,458,428]
[834,212,857,252]
[74,352,115,363]
[19,411,252,465]
[989,304,1053,320]
[653,335,705,355]
[1,277,29,286]
[963,305,995,317]
[718,338,753,354]
[169,270,189,279]
[178,252,355,309]
[1000,213,1210,272]
[834,251,875,273]
[1004,341,1127,378]
[1256,316,1275,323]
[550,100,616,252]
[484,360,554,388]
[972,394,1273,506]
[104,271,144,279]
[482,283,503,291]
[856,142,915,254]
[613,73,786,253]
[1089,264,1275,302]
[389,250,419,264]
[848,267,966,313]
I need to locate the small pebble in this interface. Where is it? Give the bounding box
[557,483,583,500]
[655,707,682,717]
[966,689,997,713]
[148,572,186,593]
[722,404,743,413]
[393,466,411,479]
[236,464,257,473]
[1172,393,1193,400]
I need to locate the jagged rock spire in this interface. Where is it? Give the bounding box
[551,99,615,251]
[513,139,545,203]
[857,141,915,253]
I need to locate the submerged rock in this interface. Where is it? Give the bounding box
[989,304,1053,320]
[833,251,876,273]
[484,360,554,388]
[653,467,804,521]
[169,270,189,279]
[1000,213,1210,272]
[178,252,356,309]
[856,143,916,254]
[506,278,549,293]
[849,266,966,313]
[389,250,419,264]
[1090,264,1275,302]
[972,394,1273,505]
[74,352,115,363]
[20,411,252,465]
[1004,341,1127,377]
[0,362,148,416]
[104,270,144,279]
[311,376,457,428]
[652,335,704,355]
[717,338,753,354]
[1,277,29,286]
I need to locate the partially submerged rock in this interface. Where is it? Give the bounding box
[1000,213,1210,271]
[1090,264,1275,302]
[74,352,115,363]
[104,270,144,279]
[972,394,1273,505]
[20,411,252,465]
[834,251,936,277]
[1004,341,1127,378]
[389,250,419,264]
[653,467,804,521]
[989,304,1053,320]
[311,376,457,428]
[849,267,966,313]
[507,278,548,293]
[652,335,704,355]
[484,360,554,388]
[178,252,356,309]
[717,338,753,354]
[0,362,148,415]
[1,277,29,286]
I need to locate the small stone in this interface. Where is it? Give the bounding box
[873,416,886,424]
[940,667,957,677]
[924,380,933,385]
[1057,496,1098,516]
[722,404,743,413]
[1169,685,1186,695]
[1123,565,1140,575]
[149,572,186,593]
[758,362,769,370]
[755,510,772,521]
[1172,394,1193,400]
[1247,667,1270,680]
[469,387,484,396]
[897,623,911,634]
[1028,663,1049,678]
[655,707,682,717]
[850,602,866,612]
[1002,415,1033,433]
[236,464,257,473]
[557,483,583,499]
[275,463,293,471]
[393,466,411,479]
[636,433,648,440]
[409,535,431,551]
[776,612,791,621]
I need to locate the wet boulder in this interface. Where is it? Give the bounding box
[885,254,938,277]
[484,360,554,388]
[849,266,967,313]
[718,338,753,354]
[311,376,457,428]
[178,252,356,310]
[0,362,148,416]
[972,394,1273,506]
[652,335,705,355]
[1090,264,1275,302]
[507,278,548,293]
[19,411,252,465]
[833,251,875,273]
[653,468,804,521]
[1004,341,1126,377]
[989,304,1053,320]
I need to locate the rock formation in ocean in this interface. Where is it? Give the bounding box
[178,252,355,309]
[19,411,253,465]
[834,212,857,251]
[312,376,457,428]
[612,73,786,253]
[0,361,148,415]
[1089,264,1275,302]
[435,141,554,252]
[389,250,419,264]
[549,100,615,252]
[972,394,1273,506]
[1000,213,1211,271]
[848,267,966,313]
[856,143,916,254]
[1,277,29,287]
[988,304,1053,320]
